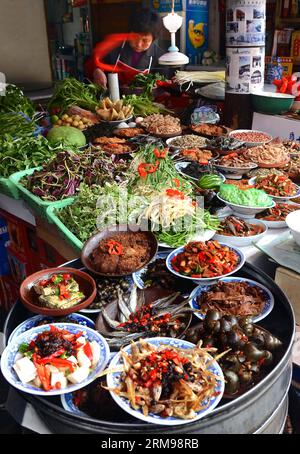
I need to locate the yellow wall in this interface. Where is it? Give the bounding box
[0,0,52,85]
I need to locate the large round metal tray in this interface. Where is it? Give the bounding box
[3,260,295,434]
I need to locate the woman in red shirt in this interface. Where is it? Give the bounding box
[85,9,164,87]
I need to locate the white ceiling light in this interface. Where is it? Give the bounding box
[159,3,189,67]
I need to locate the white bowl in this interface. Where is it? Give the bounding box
[166,136,208,151]
[249,177,300,202]
[286,210,300,247]
[229,129,273,147]
[214,162,258,180]
[217,194,275,219]
[213,219,267,247]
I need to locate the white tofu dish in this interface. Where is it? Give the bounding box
[13,325,101,392]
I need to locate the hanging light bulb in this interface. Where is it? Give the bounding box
[159,1,189,66]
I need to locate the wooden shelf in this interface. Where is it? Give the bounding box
[279,17,300,24]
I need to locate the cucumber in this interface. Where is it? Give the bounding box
[198,174,223,190]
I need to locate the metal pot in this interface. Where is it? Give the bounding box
[3,261,295,434]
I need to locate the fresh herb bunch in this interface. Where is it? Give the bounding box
[0,135,63,178]
[0,85,35,118]
[48,77,105,114]
[22,149,129,201]
[129,73,166,97]
[157,210,220,248]
[0,112,38,138]
[123,94,172,116]
[57,182,147,243]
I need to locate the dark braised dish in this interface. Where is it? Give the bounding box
[90,232,152,275]
[185,310,283,396]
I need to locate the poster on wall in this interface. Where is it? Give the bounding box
[226,47,265,94]
[226,0,266,47]
[186,0,209,65]
[150,0,182,13]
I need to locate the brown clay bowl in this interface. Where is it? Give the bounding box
[95,287,192,340]
[20,267,97,316]
[81,224,158,278]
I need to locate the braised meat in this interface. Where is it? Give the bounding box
[90,232,152,274]
[197,281,266,317]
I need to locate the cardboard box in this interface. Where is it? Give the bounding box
[275,267,300,325]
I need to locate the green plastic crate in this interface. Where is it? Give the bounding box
[0,177,20,199]
[46,200,83,252]
[9,168,75,220]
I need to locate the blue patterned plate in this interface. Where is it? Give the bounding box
[189,277,274,323]
[132,251,169,289]
[106,337,224,426]
[1,323,110,396]
[60,351,117,416]
[166,243,245,284]
[8,314,95,344]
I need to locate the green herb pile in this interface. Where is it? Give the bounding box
[0,85,35,118]
[123,94,171,116]
[129,73,166,97]
[0,135,63,178]
[48,77,105,114]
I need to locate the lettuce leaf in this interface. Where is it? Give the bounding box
[219,184,273,207]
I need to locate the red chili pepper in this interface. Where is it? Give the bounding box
[33,355,52,391]
[62,274,71,281]
[107,239,123,255]
[138,163,148,178]
[37,348,66,365]
[48,358,75,372]
[83,343,93,362]
[173,178,181,188]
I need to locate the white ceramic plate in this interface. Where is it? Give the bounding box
[248,177,300,202]
[213,219,267,247]
[229,130,273,147]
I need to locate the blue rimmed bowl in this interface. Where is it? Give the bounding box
[166,242,245,285]
[106,337,224,426]
[1,323,110,396]
[189,277,274,322]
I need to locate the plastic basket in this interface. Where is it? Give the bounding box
[9,168,75,220]
[0,177,20,199]
[46,200,83,252]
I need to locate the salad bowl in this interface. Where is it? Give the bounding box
[1,323,110,396]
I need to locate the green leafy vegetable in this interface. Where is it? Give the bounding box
[18,343,29,353]
[123,94,172,116]
[0,85,35,118]
[219,184,273,207]
[130,72,166,97]
[0,135,64,178]
[48,77,105,114]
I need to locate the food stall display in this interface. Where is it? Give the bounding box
[0,77,298,433]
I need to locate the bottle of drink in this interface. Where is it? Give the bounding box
[290,0,298,17]
[282,0,290,18]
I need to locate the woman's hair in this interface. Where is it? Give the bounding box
[129,8,162,40]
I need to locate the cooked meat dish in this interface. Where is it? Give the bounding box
[90,232,152,274]
[197,281,266,317]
